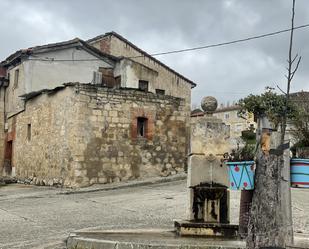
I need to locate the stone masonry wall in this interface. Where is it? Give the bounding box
[71,84,189,186]
[11,84,190,187]
[12,87,77,186]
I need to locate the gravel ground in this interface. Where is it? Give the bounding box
[0,180,308,249]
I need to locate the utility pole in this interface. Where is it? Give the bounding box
[247,1,300,248]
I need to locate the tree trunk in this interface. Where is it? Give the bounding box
[246,116,293,249]
[239,190,253,238]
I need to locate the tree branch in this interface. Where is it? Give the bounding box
[291,53,299,64]
[277,85,287,95]
[290,56,302,81]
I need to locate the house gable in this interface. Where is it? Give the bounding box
[87,32,196,88]
[88,32,194,106]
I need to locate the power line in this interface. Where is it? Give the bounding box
[132,23,309,58]
[26,23,309,62]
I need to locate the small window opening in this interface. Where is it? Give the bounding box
[137,117,147,137]
[27,124,31,141]
[155,89,165,95]
[14,69,19,88]
[115,76,121,87]
[138,80,148,92]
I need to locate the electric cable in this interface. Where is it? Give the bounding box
[26,23,309,62]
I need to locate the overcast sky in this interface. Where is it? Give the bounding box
[0,0,308,107]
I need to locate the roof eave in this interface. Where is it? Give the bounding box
[1,38,120,67]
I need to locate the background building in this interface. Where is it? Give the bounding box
[213,105,256,139]
[191,104,256,140]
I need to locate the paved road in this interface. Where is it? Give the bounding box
[0,181,308,249]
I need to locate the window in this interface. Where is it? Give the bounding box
[115,76,121,87]
[137,117,147,137]
[14,69,19,88]
[27,124,31,141]
[138,80,148,92]
[131,110,154,141]
[99,67,118,88]
[249,124,255,132]
[155,89,165,95]
[224,113,229,119]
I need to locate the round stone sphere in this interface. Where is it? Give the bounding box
[201,96,218,114]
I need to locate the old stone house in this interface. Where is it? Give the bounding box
[213,105,256,138]
[191,105,256,139]
[0,32,196,187]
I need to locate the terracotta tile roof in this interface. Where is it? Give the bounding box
[191,108,204,117]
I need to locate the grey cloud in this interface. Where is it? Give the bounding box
[0,0,308,106]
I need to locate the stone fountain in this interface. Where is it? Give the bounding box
[174,96,238,237]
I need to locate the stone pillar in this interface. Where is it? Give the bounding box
[187,96,230,221]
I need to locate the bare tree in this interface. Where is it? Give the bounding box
[281,0,302,143]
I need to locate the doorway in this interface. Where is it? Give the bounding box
[4,141,12,175]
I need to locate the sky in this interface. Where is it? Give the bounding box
[0,0,308,107]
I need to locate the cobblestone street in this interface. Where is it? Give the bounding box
[0,180,308,249]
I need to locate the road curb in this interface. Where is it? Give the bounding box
[66,230,309,249]
[66,229,246,249]
[59,173,187,195]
